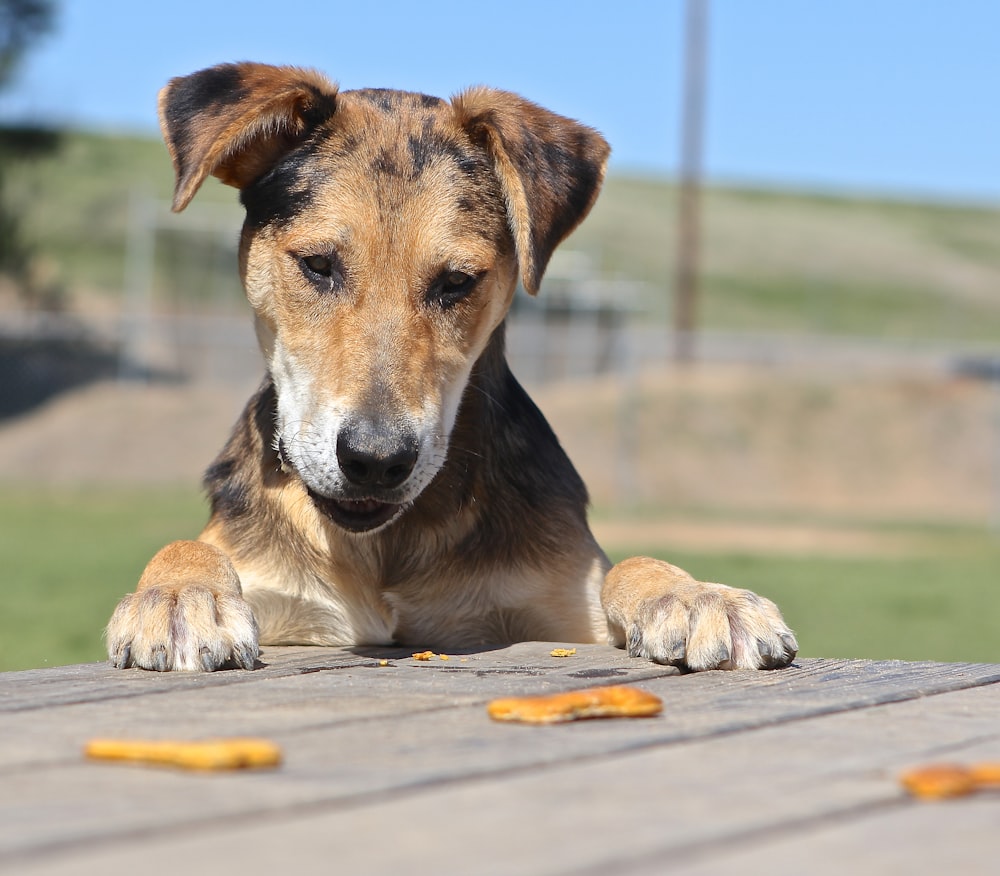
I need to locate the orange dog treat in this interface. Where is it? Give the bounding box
[84,737,282,771]
[900,765,976,800]
[487,685,662,724]
[899,762,1000,800]
[549,648,577,657]
[968,763,1000,786]
[411,651,436,661]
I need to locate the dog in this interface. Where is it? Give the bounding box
[106,62,797,673]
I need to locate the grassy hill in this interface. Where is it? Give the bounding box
[4,128,1000,341]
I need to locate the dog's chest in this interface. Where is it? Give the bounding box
[381,569,546,648]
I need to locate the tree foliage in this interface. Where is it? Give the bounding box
[0,0,58,303]
[0,0,54,90]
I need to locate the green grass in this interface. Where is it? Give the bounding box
[1,486,998,671]
[701,274,983,339]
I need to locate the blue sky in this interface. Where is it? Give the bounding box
[2,0,998,202]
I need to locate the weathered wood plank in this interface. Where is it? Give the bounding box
[3,650,999,776]
[651,728,1000,875]
[0,644,675,713]
[5,645,999,717]
[2,648,1000,868]
[8,682,1000,876]
[662,798,1000,876]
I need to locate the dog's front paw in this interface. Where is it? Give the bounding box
[105,541,259,671]
[603,557,797,671]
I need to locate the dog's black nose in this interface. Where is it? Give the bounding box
[336,421,419,490]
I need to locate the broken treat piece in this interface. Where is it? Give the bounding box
[84,737,282,771]
[487,685,662,724]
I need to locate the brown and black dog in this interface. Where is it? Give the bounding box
[106,62,797,673]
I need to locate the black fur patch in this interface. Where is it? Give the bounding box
[351,88,444,113]
[535,135,604,262]
[204,382,279,524]
[169,65,248,124]
[296,84,338,129]
[371,147,402,178]
[406,122,487,182]
[164,65,248,181]
[205,454,251,521]
[419,93,446,109]
[405,131,436,177]
[240,138,324,228]
[351,88,406,113]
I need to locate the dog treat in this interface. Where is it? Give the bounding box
[549,648,577,657]
[899,763,1000,800]
[487,685,662,724]
[969,763,1000,785]
[84,737,282,771]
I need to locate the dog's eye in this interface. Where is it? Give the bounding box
[303,255,333,276]
[428,270,478,308]
[298,253,345,292]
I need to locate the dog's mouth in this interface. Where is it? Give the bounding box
[306,489,402,533]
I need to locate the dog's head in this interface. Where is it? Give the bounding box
[160,62,609,533]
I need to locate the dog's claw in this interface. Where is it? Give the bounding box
[112,642,131,670]
[150,644,169,672]
[780,631,799,654]
[199,646,217,672]
[235,642,258,670]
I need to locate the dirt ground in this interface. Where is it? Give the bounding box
[0,364,994,553]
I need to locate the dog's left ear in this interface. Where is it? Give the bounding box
[159,62,339,212]
[453,89,610,295]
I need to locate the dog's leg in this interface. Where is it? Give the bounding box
[106,540,259,671]
[602,557,797,671]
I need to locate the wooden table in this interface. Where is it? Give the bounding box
[3,645,1000,875]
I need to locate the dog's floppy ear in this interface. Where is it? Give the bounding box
[453,89,609,295]
[159,62,338,212]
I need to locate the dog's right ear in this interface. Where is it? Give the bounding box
[159,62,338,212]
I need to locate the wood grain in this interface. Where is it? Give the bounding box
[2,645,999,874]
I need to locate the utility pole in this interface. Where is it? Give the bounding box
[674,0,708,364]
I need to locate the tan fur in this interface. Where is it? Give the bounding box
[105,62,797,673]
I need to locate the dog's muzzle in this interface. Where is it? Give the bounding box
[282,420,422,534]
